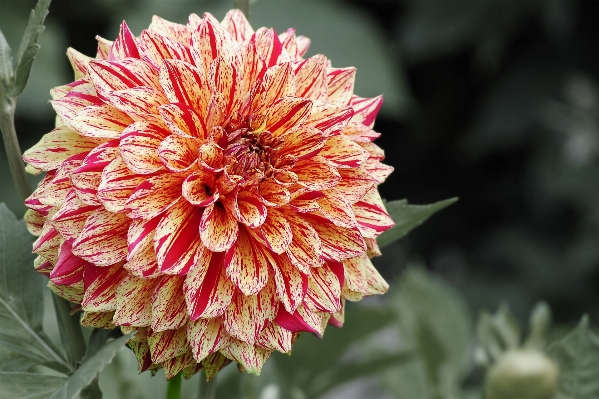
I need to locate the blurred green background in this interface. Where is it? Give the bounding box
[1,0,599,398]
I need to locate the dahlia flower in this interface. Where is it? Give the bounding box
[23,10,394,379]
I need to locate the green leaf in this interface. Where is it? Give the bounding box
[0,30,12,88]
[85,328,121,360]
[548,316,599,398]
[7,0,51,97]
[384,266,473,399]
[0,203,69,373]
[476,303,521,364]
[377,198,458,248]
[0,372,67,399]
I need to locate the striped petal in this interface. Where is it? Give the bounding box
[32,224,61,265]
[270,252,308,313]
[182,170,218,206]
[184,250,235,319]
[275,127,325,162]
[81,263,127,312]
[305,261,344,313]
[252,28,283,67]
[224,227,269,296]
[125,217,161,278]
[139,30,192,68]
[51,189,99,242]
[70,104,133,139]
[67,47,92,79]
[350,95,383,128]
[151,276,187,332]
[353,187,394,238]
[70,140,120,206]
[224,279,277,344]
[147,326,188,363]
[305,213,366,261]
[88,58,159,101]
[327,67,356,106]
[293,54,327,101]
[286,213,323,272]
[81,311,116,329]
[23,126,97,171]
[233,191,267,228]
[260,63,295,110]
[97,157,147,212]
[364,258,388,295]
[221,9,254,43]
[335,168,376,204]
[256,322,293,353]
[72,209,129,266]
[148,15,190,45]
[199,202,239,252]
[209,56,243,115]
[119,121,169,174]
[292,156,340,191]
[362,158,394,183]
[304,102,353,137]
[158,134,200,172]
[50,241,85,286]
[187,317,232,362]
[159,102,208,139]
[113,275,157,327]
[159,59,211,121]
[107,86,168,116]
[109,21,140,60]
[258,208,292,254]
[265,97,312,138]
[222,340,271,375]
[202,353,232,381]
[154,199,203,275]
[126,173,185,219]
[343,253,369,295]
[274,304,325,337]
[191,15,234,78]
[319,135,369,168]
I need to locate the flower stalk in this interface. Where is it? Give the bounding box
[167,373,182,399]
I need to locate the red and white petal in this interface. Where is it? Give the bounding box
[258,179,290,207]
[81,263,127,312]
[182,170,219,206]
[233,191,267,228]
[256,322,294,353]
[107,86,168,116]
[202,353,232,381]
[329,299,345,327]
[362,158,394,184]
[23,126,97,171]
[327,67,356,106]
[51,189,99,242]
[224,227,269,296]
[148,15,190,45]
[50,241,85,286]
[293,54,328,101]
[316,192,357,228]
[292,156,341,191]
[296,35,311,58]
[97,157,147,212]
[70,140,120,206]
[274,304,325,338]
[343,253,369,295]
[151,276,188,332]
[191,15,234,77]
[286,213,323,271]
[279,29,298,60]
[147,326,188,363]
[163,351,196,380]
[350,95,383,128]
[209,56,243,115]
[51,93,103,132]
[159,102,208,139]
[139,30,192,69]
[353,187,394,238]
[109,21,140,60]
[48,281,83,303]
[252,28,283,68]
[188,317,232,362]
[24,209,45,236]
[113,275,157,327]
[154,199,203,275]
[70,104,133,139]
[224,279,277,344]
[199,202,239,252]
[198,141,225,172]
[258,208,292,254]
[265,97,312,138]
[81,311,116,329]
[159,59,211,120]
[234,42,266,97]
[72,209,129,266]
[275,127,325,163]
[305,102,354,137]
[158,134,200,172]
[124,245,160,279]
[260,63,296,110]
[184,250,235,319]
[335,168,376,204]
[221,9,254,43]
[95,35,113,60]
[32,224,61,265]
[126,173,184,219]
[67,47,92,79]
[222,339,271,375]
[305,261,344,313]
[270,252,308,313]
[88,58,159,101]
[305,214,366,261]
[363,257,389,295]
[119,121,169,174]
[342,122,380,143]
[319,135,369,168]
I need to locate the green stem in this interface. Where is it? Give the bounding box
[234,0,250,18]
[0,84,32,202]
[52,295,87,367]
[204,377,217,399]
[167,373,182,399]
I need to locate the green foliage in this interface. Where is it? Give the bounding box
[377,198,458,248]
[383,267,473,399]
[7,0,51,97]
[0,30,12,88]
[0,203,69,374]
[548,316,599,398]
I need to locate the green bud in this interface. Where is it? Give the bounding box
[485,349,559,399]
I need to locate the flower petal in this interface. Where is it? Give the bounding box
[159,59,211,120]
[70,104,134,139]
[221,9,254,43]
[319,135,369,168]
[147,326,188,363]
[199,202,239,252]
[187,317,232,362]
[72,209,130,266]
[81,263,127,312]
[256,322,294,353]
[113,274,157,327]
[119,121,169,174]
[305,261,344,313]
[97,157,147,212]
[353,187,394,238]
[327,67,356,106]
[265,97,312,138]
[107,86,168,116]
[305,213,366,261]
[139,29,192,68]
[109,21,140,60]
[159,102,208,139]
[88,58,159,101]
[224,227,269,296]
[270,252,308,313]
[151,276,188,332]
[158,134,200,172]
[126,173,185,219]
[286,213,322,272]
[293,54,327,101]
[350,95,383,128]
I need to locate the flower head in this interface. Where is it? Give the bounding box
[23,10,394,378]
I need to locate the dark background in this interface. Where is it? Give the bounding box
[1,0,598,396]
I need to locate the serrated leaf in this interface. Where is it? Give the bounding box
[377,198,458,248]
[548,316,599,399]
[476,303,521,363]
[0,203,69,373]
[384,266,473,398]
[0,30,12,88]
[47,334,130,399]
[0,372,67,399]
[8,0,51,97]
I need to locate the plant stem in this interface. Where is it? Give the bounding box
[167,373,182,399]
[0,85,32,201]
[53,295,87,367]
[199,376,217,399]
[235,0,250,18]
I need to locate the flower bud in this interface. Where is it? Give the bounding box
[485,349,559,399]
